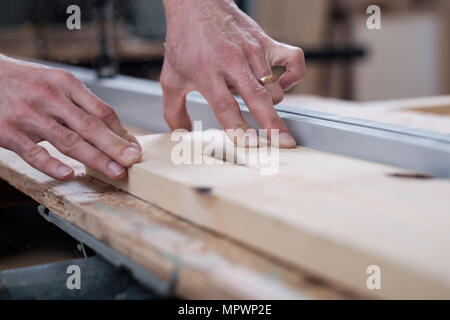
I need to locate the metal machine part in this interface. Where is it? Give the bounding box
[37,206,175,298]
[0,204,160,300]
[95,0,118,78]
[0,256,155,300]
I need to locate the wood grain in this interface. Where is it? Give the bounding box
[88,132,450,299]
[0,143,349,299]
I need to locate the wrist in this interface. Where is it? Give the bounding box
[162,0,236,24]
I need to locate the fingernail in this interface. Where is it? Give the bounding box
[130,141,141,150]
[58,165,73,177]
[122,146,141,161]
[279,133,296,148]
[108,161,125,176]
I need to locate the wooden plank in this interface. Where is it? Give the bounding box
[88,132,450,299]
[0,145,349,300]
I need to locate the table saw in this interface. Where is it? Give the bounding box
[0,62,449,300]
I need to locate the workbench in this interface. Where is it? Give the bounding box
[0,62,449,299]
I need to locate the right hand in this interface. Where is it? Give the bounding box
[161,0,306,148]
[0,55,142,180]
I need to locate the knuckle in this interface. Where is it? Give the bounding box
[160,74,170,90]
[293,49,306,77]
[213,97,237,116]
[293,47,305,61]
[53,69,77,83]
[252,86,271,100]
[160,71,183,93]
[257,33,272,45]
[268,116,285,129]
[79,116,101,136]
[59,129,81,150]
[31,82,59,101]
[160,73,174,91]
[96,103,117,122]
[12,104,33,120]
[272,91,284,105]
[25,145,45,165]
[19,77,59,103]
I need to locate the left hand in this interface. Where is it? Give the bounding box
[160,0,306,148]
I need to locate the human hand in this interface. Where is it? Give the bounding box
[161,0,305,148]
[0,55,141,180]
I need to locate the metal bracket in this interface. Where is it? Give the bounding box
[38,205,177,298]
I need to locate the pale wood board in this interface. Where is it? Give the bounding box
[0,143,350,299]
[88,132,450,299]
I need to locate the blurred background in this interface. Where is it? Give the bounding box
[0,0,449,101]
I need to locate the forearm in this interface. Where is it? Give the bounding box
[162,0,236,12]
[161,0,237,25]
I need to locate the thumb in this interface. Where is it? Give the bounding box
[268,42,306,91]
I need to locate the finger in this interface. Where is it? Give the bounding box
[8,132,74,180]
[160,60,193,131]
[198,78,257,147]
[162,88,192,131]
[50,99,141,167]
[229,66,296,148]
[65,78,140,148]
[268,43,306,91]
[29,117,128,180]
[246,48,284,105]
